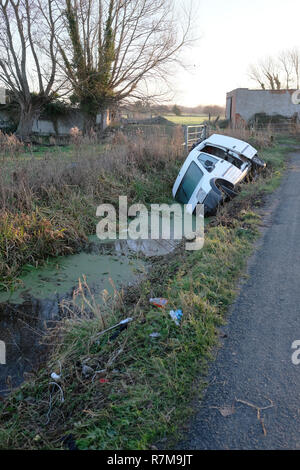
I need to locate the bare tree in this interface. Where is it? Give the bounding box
[260,58,282,90]
[248,64,266,89]
[290,47,300,89]
[55,0,194,132]
[0,0,61,138]
[279,50,293,89]
[249,49,300,91]
[249,58,282,90]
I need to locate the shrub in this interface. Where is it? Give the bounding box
[0,130,24,157]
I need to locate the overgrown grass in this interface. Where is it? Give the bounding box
[0,127,183,289]
[0,131,294,450]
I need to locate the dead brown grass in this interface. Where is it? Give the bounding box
[212,126,274,149]
[0,131,24,158]
[0,127,184,287]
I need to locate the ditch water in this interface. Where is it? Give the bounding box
[0,235,180,395]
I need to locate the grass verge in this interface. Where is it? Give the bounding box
[0,136,296,450]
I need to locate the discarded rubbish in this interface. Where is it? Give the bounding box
[50,372,61,382]
[149,298,168,308]
[149,332,161,338]
[169,309,183,326]
[50,361,62,383]
[99,378,109,384]
[95,318,133,338]
[92,369,107,382]
[119,318,133,326]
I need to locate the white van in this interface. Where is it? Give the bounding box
[172,134,266,215]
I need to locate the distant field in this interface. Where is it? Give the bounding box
[163,115,209,125]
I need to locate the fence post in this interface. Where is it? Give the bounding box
[184,125,188,152]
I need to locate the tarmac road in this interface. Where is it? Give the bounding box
[177,150,300,450]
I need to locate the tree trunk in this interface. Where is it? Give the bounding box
[99,108,110,131]
[83,111,97,136]
[16,103,41,139]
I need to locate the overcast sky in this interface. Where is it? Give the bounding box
[172,0,300,107]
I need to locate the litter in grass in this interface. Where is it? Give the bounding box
[149,332,161,338]
[92,369,107,382]
[149,298,168,308]
[50,361,62,382]
[95,317,133,338]
[50,372,61,382]
[169,309,183,326]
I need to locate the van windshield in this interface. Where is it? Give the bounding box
[175,162,204,204]
[202,144,243,169]
[198,152,218,173]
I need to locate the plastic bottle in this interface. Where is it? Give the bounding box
[149,298,168,308]
[169,309,183,326]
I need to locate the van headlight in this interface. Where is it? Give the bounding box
[252,155,266,168]
[197,188,207,202]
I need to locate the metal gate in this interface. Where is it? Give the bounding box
[184,124,208,152]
